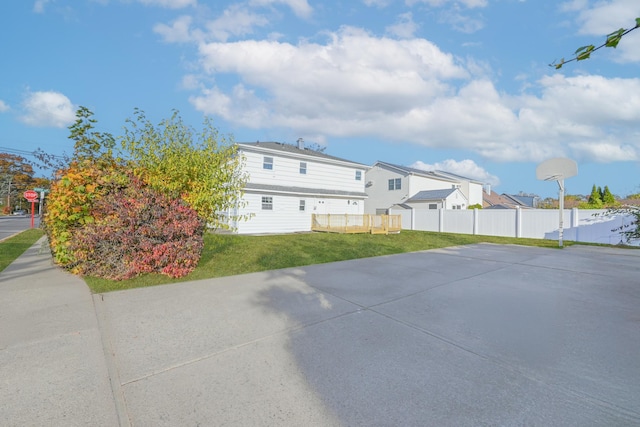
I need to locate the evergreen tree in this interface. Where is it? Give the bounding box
[588,185,601,205]
[602,186,616,206]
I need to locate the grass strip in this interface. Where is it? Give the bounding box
[85,230,572,294]
[0,229,45,272]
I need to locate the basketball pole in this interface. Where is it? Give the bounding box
[557,178,565,248]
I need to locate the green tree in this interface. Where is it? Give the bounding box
[602,185,616,206]
[0,153,37,213]
[587,184,602,207]
[551,18,640,69]
[121,109,249,230]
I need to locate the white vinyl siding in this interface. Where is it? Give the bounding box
[241,150,365,193]
[235,193,364,234]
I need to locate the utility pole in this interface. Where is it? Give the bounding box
[6,176,11,210]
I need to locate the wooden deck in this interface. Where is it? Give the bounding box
[311,214,401,235]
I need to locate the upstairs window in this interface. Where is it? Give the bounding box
[388,178,401,190]
[263,156,273,170]
[300,162,307,174]
[299,200,306,211]
[261,196,273,210]
[355,170,362,181]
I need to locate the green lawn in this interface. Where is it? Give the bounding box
[0,229,45,272]
[0,228,585,294]
[84,230,572,293]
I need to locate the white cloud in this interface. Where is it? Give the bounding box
[406,0,488,9]
[562,0,640,63]
[0,100,9,112]
[186,26,640,164]
[560,0,588,13]
[569,141,638,161]
[138,0,196,8]
[411,159,501,185]
[33,0,51,13]
[363,0,392,7]
[154,15,193,43]
[569,0,640,35]
[249,0,313,19]
[406,0,486,33]
[386,12,419,39]
[439,9,485,33]
[205,5,270,41]
[192,27,467,128]
[20,91,76,128]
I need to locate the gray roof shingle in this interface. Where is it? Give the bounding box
[407,188,457,202]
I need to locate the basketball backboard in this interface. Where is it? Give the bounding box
[536,158,578,181]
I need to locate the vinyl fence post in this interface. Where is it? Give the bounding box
[439,208,444,233]
[473,208,479,235]
[515,206,522,238]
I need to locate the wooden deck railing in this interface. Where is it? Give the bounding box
[311,214,401,235]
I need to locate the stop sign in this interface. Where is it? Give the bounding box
[24,190,38,201]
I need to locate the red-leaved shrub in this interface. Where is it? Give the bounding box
[69,177,204,280]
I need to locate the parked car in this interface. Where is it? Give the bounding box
[12,209,27,215]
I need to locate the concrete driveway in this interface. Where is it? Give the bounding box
[2,241,639,426]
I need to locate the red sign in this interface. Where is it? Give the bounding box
[24,190,38,201]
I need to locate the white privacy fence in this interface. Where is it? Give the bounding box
[390,207,638,246]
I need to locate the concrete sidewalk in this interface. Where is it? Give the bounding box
[0,237,119,426]
[1,240,640,426]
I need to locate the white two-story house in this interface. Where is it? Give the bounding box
[364,161,484,214]
[230,141,368,234]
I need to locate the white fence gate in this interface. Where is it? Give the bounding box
[389,206,638,246]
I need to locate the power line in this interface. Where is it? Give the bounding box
[0,146,67,160]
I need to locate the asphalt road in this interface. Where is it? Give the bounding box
[0,215,41,241]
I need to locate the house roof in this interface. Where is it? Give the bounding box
[238,142,368,167]
[506,194,538,207]
[372,161,459,184]
[406,188,458,202]
[431,170,484,185]
[483,191,528,209]
[244,182,367,198]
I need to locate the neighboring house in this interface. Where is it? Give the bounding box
[364,161,481,214]
[506,193,540,208]
[483,189,527,209]
[229,141,368,234]
[430,170,484,207]
[404,188,468,210]
[482,187,539,209]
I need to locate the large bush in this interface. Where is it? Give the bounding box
[68,176,204,280]
[44,159,127,266]
[43,107,238,280]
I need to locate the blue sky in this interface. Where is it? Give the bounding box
[1,0,639,199]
